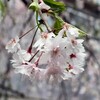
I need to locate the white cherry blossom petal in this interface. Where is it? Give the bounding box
[6,36,21,53]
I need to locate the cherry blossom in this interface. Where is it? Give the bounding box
[38,31,67,66]
[6,21,86,83]
[11,49,31,68]
[6,27,86,83]
[33,32,55,51]
[5,36,20,53]
[14,62,35,76]
[4,0,87,84]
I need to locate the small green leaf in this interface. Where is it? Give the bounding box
[53,15,64,34]
[78,29,86,38]
[29,1,39,11]
[43,0,65,13]
[0,0,5,16]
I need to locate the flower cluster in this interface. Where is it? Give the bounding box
[6,0,86,83]
[6,23,86,83]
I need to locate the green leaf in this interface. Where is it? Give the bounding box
[29,1,39,11]
[0,0,5,16]
[53,15,64,34]
[43,0,65,13]
[78,29,86,38]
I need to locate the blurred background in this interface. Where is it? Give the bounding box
[0,0,100,100]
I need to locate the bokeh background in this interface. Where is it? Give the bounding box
[0,0,100,100]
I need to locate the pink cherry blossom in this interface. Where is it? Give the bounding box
[6,36,21,53]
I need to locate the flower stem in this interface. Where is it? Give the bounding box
[19,25,37,39]
[39,10,51,32]
[35,51,43,66]
[28,50,39,62]
[27,27,38,53]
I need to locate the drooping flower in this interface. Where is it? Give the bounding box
[11,49,44,80]
[14,61,45,80]
[18,49,32,61]
[37,27,86,82]
[14,62,35,76]
[6,22,86,83]
[5,36,20,53]
[33,32,55,51]
[11,49,32,68]
[38,31,68,67]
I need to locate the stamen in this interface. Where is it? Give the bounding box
[70,53,76,59]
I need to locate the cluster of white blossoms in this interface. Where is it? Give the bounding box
[6,23,86,83]
[5,0,86,83]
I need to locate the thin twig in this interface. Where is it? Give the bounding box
[27,27,38,53]
[19,25,37,39]
[39,10,51,32]
[29,50,39,62]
